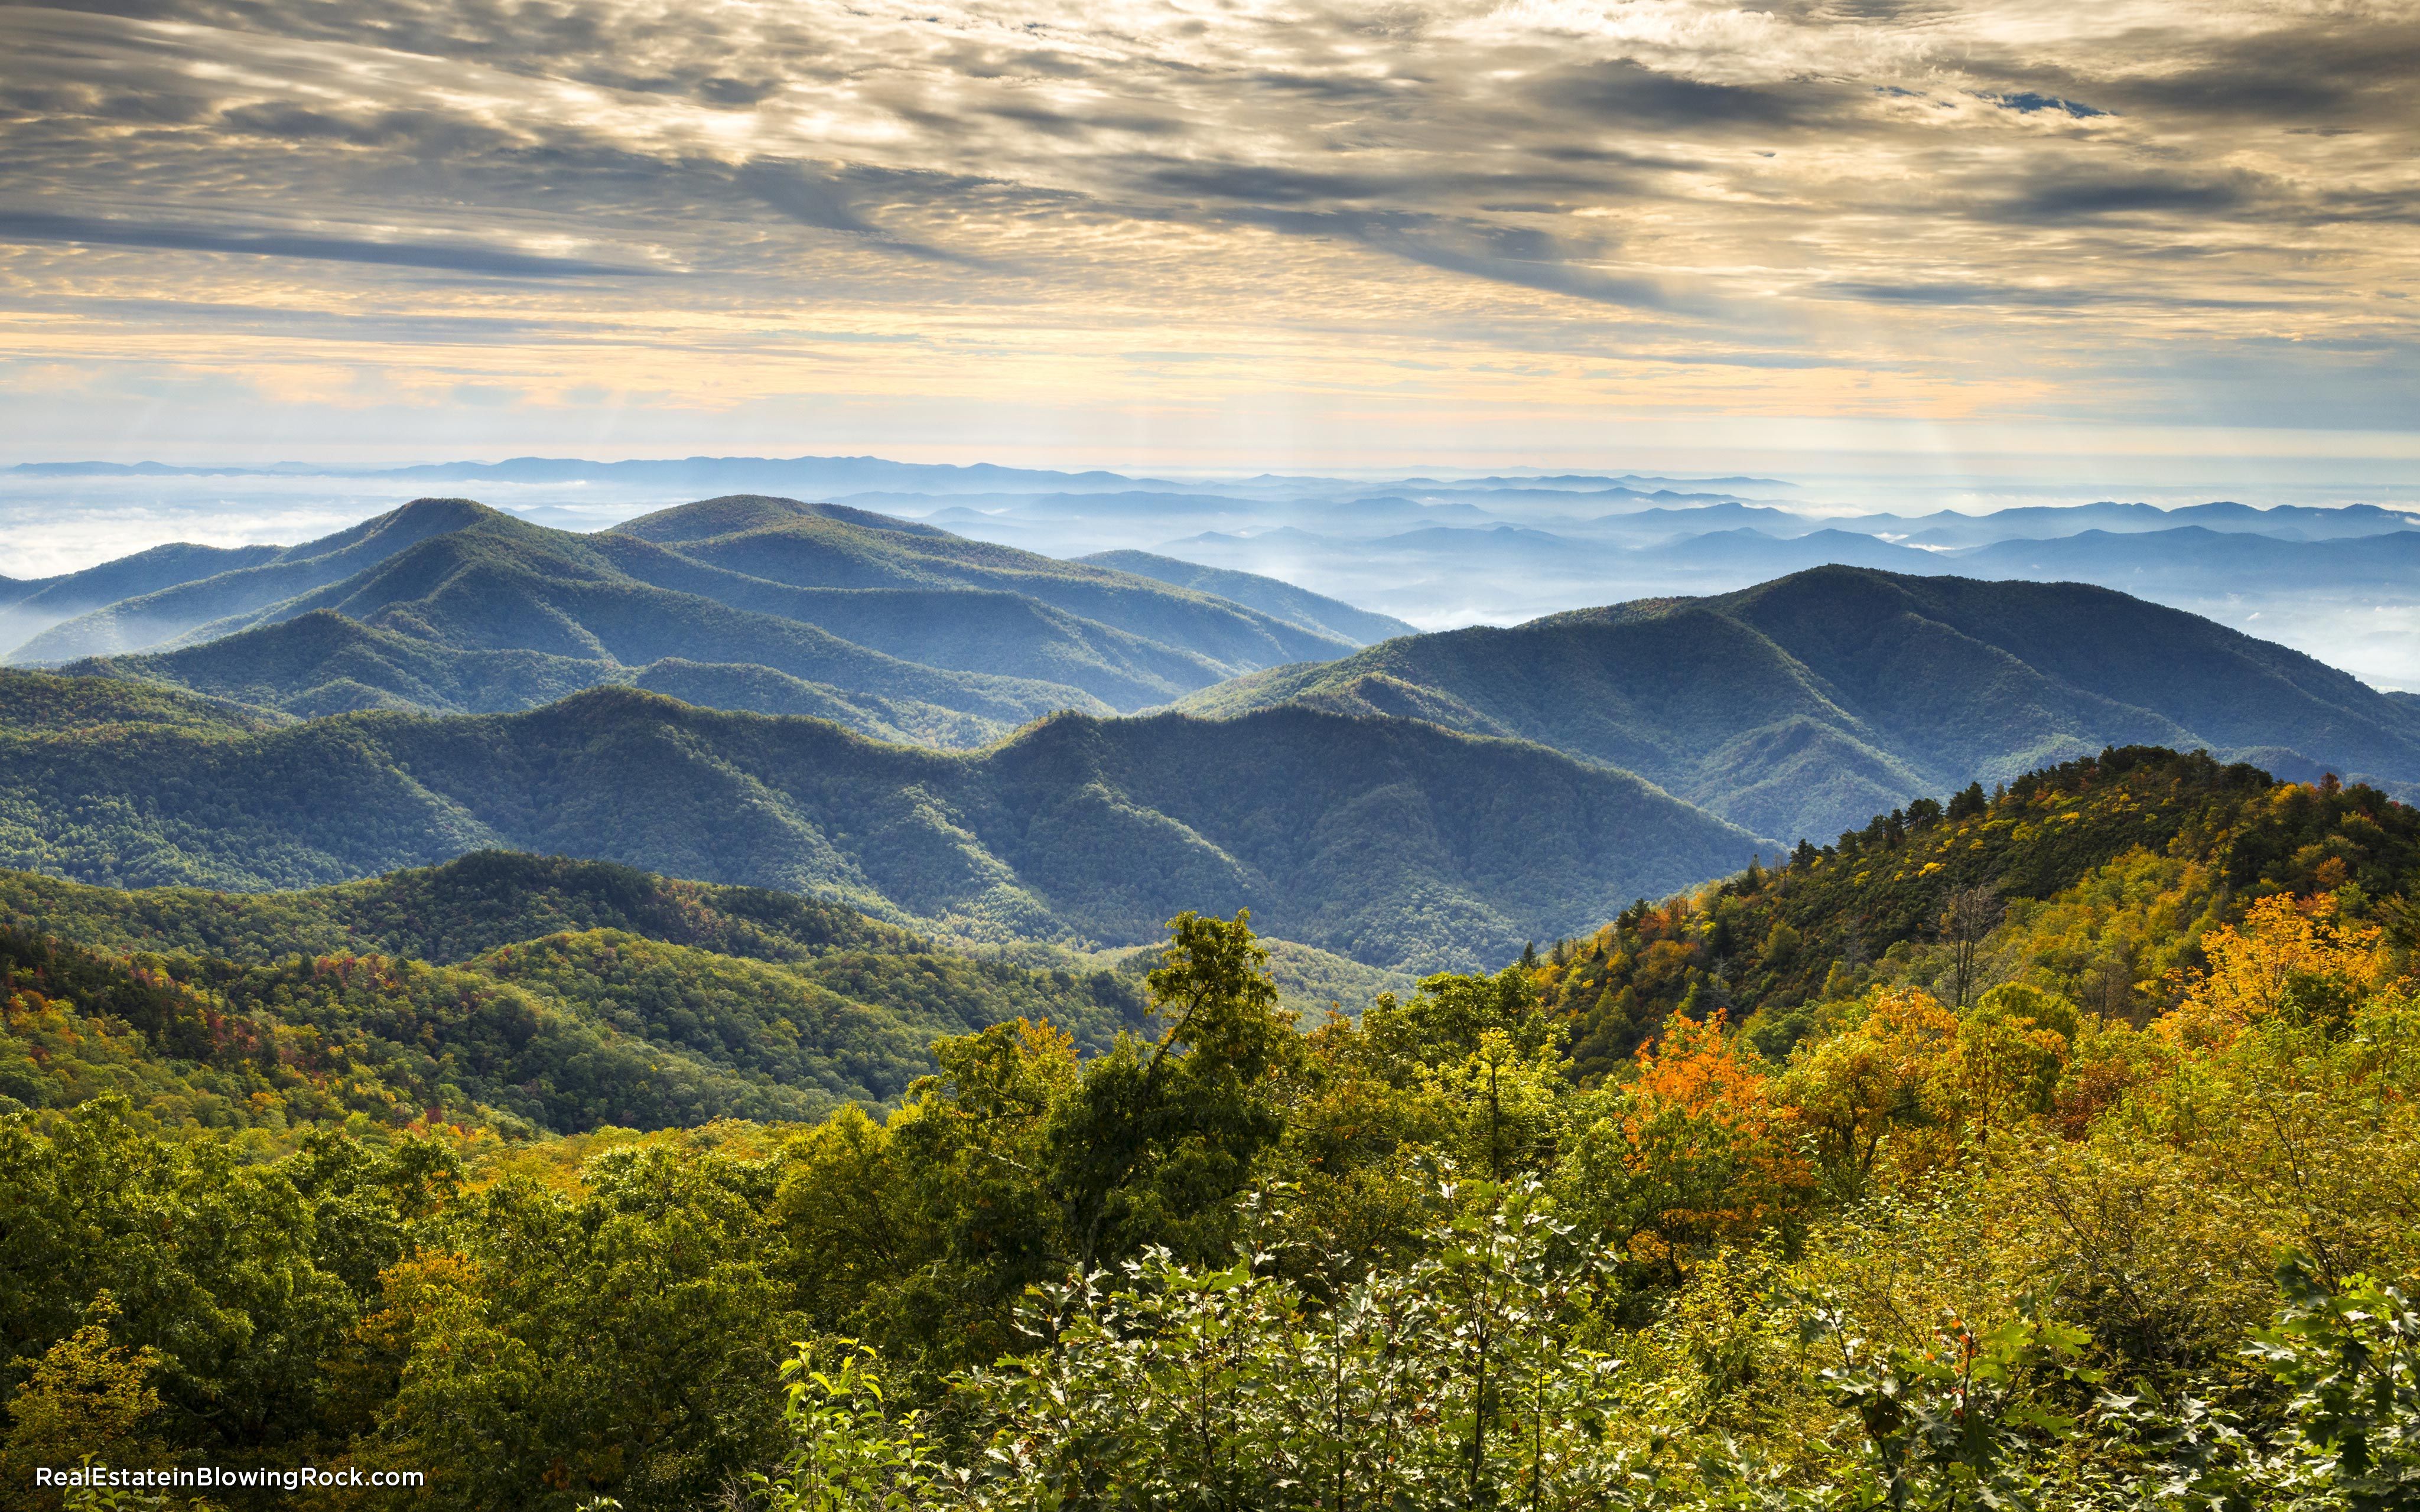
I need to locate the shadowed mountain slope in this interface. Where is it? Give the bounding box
[1179,567,2420,844]
[0,676,1756,971]
[69,605,1089,737]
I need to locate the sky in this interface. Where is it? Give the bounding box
[1,0,2416,477]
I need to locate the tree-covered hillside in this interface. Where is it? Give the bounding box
[1532,744,2420,1079]
[79,601,1095,734]
[0,676,1755,969]
[0,852,1151,1140]
[1181,566,2420,843]
[4,751,2414,1511]
[0,849,922,964]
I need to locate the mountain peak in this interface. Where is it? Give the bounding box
[612,494,945,545]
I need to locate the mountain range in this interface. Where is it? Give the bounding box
[1180,567,2420,843]
[5,491,2418,968]
[1,496,1394,745]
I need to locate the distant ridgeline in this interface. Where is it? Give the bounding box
[0,494,1408,745]
[1183,566,2420,843]
[1536,745,2420,1082]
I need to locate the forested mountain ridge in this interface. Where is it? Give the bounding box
[6,498,496,662]
[1180,566,2420,842]
[613,496,1358,669]
[0,673,1757,970]
[71,578,1114,734]
[1531,743,2420,1079]
[0,849,925,965]
[4,497,1378,735]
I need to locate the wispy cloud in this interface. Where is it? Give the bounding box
[0,209,656,276]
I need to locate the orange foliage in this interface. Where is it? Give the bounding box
[1629,1008,1770,1133]
[1619,1009,1811,1243]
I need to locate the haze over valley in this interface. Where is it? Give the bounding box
[8,453,2418,694]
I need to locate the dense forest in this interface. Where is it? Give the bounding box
[5,748,2418,1510]
[0,667,1752,971]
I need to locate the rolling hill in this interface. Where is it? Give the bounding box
[1179,566,2420,844]
[0,671,1758,971]
[9,496,1387,735]
[0,849,1156,1133]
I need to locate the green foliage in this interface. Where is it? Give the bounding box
[0,757,2415,1512]
[2247,1254,2420,1511]
[1800,1301,2101,1511]
[385,1144,799,1511]
[960,1183,1650,1512]
[750,1342,943,1512]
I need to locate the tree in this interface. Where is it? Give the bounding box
[1047,910,1295,1272]
[1940,887,2005,1010]
[1,1297,166,1511]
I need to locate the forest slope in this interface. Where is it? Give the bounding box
[0,674,1756,970]
[1181,566,2420,842]
[1530,744,2420,1079]
[0,850,1150,1136]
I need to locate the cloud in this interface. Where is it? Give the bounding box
[738,160,999,266]
[0,0,2412,456]
[0,208,655,276]
[1993,170,2256,223]
[1544,60,1839,132]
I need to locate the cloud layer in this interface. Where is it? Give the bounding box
[0,0,2415,461]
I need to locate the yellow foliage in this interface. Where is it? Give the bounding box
[1,1296,166,1510]
[2164,891,2401,1048]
